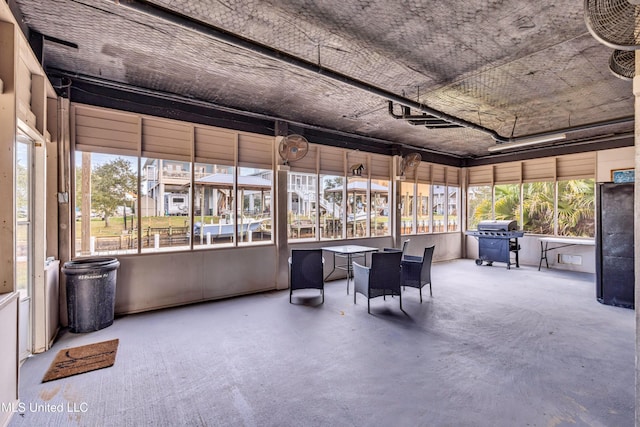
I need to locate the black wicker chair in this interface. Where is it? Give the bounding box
[353,251,403,313]
[383,239,410,258]
[289,249,324,304]
[400,245,435,302]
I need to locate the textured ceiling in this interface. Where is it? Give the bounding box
[11,0,635,158]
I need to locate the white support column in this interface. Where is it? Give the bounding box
[275,167,289,289]
[392,155,401,248]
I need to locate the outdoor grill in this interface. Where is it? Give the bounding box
[466,220,524,269]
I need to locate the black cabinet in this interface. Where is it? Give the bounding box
[596,182,634,309]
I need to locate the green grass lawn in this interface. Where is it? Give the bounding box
[77,215,206,237]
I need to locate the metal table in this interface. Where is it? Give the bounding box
[322,245,379,294]
[538,237,595,271]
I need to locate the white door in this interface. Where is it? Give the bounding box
[16,132,33,362]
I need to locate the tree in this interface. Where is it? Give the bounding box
[92,158,137,227]
[522,182,555,234]
[494,184,520,221]
[468,180,594,237]
[557,179,595,237]
[468,185,492,229]
[15,161,29,219]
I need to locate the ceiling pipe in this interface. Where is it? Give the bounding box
[388,101,464,129]
[117,0,634,146]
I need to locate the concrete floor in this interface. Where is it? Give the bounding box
[9,260,635,427]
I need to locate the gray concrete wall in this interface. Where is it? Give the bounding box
[399,232,462,262]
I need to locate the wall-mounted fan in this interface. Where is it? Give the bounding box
[398,152,422,179]
[584,0,640,50]
[609,49,635,80]
[278,134,309,167]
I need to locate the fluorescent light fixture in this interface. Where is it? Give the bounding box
[488,133,567,152]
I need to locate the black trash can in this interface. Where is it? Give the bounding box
[62,257,120,333]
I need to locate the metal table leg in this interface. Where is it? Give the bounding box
[538,241,549,271]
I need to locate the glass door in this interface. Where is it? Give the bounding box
[16,131,33,361]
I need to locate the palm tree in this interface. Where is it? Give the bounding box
[557,179,595,237]
[494,184,520,222]
[469,184,519,228]
[468,180,594,237]
[522,182,554,234]
[468,185,492,229]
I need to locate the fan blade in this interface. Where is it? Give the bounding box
[279,134,309,163]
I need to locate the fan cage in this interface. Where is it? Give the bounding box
[278,135,309,163]
[609,49,635,80]
[400,153,422,175]
[584,0,640,50]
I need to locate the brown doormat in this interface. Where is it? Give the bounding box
[42,339,119,383]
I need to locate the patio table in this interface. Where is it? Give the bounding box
[322,245,379,294]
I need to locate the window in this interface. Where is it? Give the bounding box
[400,181,415,235]
[416,182,430,233]
[141,158,191,253]
[432,185,446,232]
[15,133,32,298]
[522,182,554,234]
[77,156,275,254]
[400,181,459,235]
[320,175,343,240]
[289,172,389,240]
[346,176,368,238]
[191,163,234,249]
[72,105,278,255]
[467,179,595,237]
[447,185,460,231]
[467,153,596,235]
[370,179,390,236]
[493,184,520,224]
[557,178,595,237]
[288,172,317,240]
[238,167,272,245]
[75,152,139,256]
[467,185,492,230]
[467,183,521,229]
